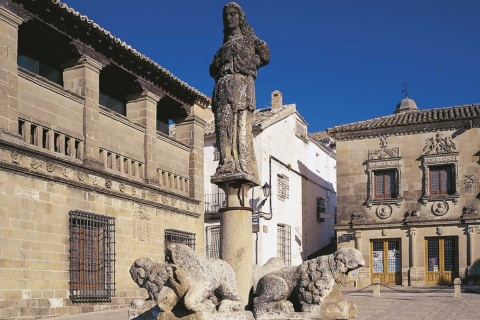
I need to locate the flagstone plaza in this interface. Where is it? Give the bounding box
[41,289,480,320]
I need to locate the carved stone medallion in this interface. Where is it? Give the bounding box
[432,201,449,216]
[376,204,392,219]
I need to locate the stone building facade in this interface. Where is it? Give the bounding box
[328,97,480,286]
[0,0,209,318]
[204,91,337,266]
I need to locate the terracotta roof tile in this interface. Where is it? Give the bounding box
[327,104,480,135]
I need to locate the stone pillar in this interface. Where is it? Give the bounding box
[219,181,253,309]
[64,56,105,169]
[175,106,207,200]
[0,7,23,136]
[409,228,417,268]
[354,230,362,250]
[467,226,474,267]
[126,91,163,184]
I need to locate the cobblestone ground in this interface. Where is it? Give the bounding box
[345,291,480,320]
[44,291,480,320]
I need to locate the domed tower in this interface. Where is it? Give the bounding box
[394,83,419,114]
[394,97,419,114]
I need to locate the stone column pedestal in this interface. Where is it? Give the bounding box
[217,180,255,309]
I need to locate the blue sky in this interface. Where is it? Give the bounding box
[62,0,480,133]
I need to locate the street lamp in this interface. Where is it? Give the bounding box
[252,182,272,219]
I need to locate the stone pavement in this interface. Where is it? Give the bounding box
[345,291,480,320]
[42,290,480,320]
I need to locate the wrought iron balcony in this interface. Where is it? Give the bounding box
[204,193,225,221]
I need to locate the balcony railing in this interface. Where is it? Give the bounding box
[204,193,225,214]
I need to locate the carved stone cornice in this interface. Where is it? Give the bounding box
[0,5,23,27]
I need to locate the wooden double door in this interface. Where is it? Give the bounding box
[425,237,458,285]
[371,239,401,285]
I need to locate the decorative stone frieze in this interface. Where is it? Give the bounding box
[0,146,200,217]
[368,160,401,169]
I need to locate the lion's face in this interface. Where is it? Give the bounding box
[130,257,156,287]
[334,248,365,273]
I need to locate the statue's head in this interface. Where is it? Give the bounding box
[223,2,254,41]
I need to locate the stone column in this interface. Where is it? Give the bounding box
[64,56,105,169]
[0,7,23,136]
[354,230,362,250]
[467,226,474,267]
[126,91,163,184]
[219,181,253,308]
[409,228,417,268]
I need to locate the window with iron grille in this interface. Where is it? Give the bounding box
[317,197,327,221]
[374,170,397,198]
[69,211,115,302]
[205,225,220,259]
[277,223,291,266]
[164,229,196,250]
[277,174,289,201]
[429,165,454,195]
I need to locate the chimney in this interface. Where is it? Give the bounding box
[271,90,282,111]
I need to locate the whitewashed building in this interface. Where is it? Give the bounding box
[204,91,337,266]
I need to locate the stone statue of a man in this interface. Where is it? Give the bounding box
[210,2,270,182]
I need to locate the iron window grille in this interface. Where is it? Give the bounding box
[205,225,221,259]
[164,229,196,250]
[277,174,290,201]
[277,223,291,266]
[317,197,327,221]
[69,211,115,303]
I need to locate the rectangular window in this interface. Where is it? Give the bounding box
[374,170,396,198]
[205,225,220,259]
[277,174,290,201]
[317,197,327,221]
[69,211,115,302]
[164,229,196,250]
[277,223,291,266]
[429,165,454,195]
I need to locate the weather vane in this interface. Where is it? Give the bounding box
[402,82,410,98]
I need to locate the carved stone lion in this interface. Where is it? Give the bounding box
[129,257,168,301]
[165,243,243,313]
[254,248,365,318]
